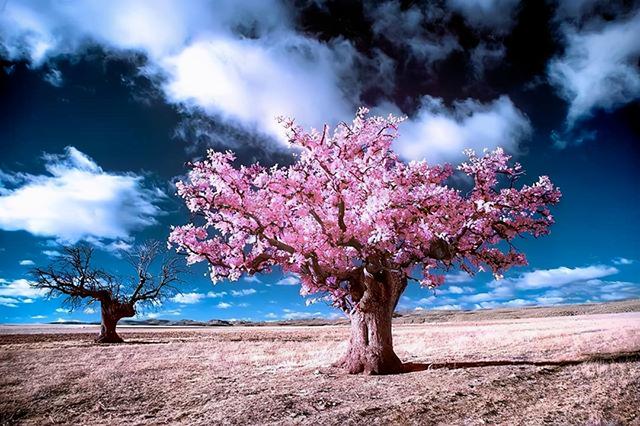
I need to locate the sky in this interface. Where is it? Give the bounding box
[0,0,639,323]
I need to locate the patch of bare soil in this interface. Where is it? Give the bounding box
[1,312,639,425]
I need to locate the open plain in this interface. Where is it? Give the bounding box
[1,305,639,425]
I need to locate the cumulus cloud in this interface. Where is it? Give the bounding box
[0,0,359,148]
[548,11,640,126]
[432,304,463,311]
[146,309,181,319]
[0,297,19,308]
[444,271,475,284]
[492,265,619,290]
[170,289,252,304]
[282,309,323,320]
[0,146,164,242]
[0,278,45,299]
[445,285,474,295]
[19,260,35,266]
[171,292,207,304]
[0,0,527,163]
[158,36,357,142]
[414,263,637,311]
[473,298,533,310]
[612,257,634,265]
[275,275,300,286]
[389,95,531,162]
[216,302,232,309]
[230,289,256,297]
[0,0,289,63]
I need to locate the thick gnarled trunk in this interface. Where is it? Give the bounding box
[335,269,407,374]
[95,301,134,344]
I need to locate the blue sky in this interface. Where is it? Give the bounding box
[0,0,639,323]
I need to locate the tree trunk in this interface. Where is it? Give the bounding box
[95,301,134,344]
[335,269,407,374]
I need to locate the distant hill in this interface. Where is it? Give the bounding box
[393,298,640,324]
[48,298,640,326]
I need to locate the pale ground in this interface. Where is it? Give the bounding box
[1,310,639,425]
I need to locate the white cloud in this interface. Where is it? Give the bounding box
[389,96,531,162]
[31,315,47,319]
[275,275,299,286]
[432,304,463,311]
[0,0,359,148]
[0,278,45,298]
[282,309,323,320]
[0,0,526,164]
[43,68,63,87]
[216,302,232,309]
[548,11,640,126]
[493,265,619,290]
[55,308,70,313]
[446,286,466,294]
[170,289,247,304]
[463,292,496,303]
[19,259,35,266]
[243,275,261,283]
[146,309,181,319]
[0,0,290,63]
[206,291,227,298]
[535,296,566,305]
[83,307,96,314]
[0,297,19,308]
[230,288,256,297]
[417,263,637,311]
[446,0,521,33]
[42,250,61,257]
[612,257,634,266]
[473,298,534,310]
[158,36,357,143]
[171,292,206,304]
[0,147,164,242]
[444,271,474,284]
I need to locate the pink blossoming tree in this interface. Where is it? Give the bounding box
[169,109,561,374]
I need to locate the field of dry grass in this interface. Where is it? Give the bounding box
[1,309,639,425]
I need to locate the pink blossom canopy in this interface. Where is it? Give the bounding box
[169,109,561,310]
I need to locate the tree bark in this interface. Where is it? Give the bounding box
[95,301,134,344]
[335,269,407,374]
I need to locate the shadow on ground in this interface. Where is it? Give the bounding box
[402,351,640,373]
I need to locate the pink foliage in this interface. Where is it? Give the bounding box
[169,109,561,310]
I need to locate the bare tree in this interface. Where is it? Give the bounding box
[32,241,183,343]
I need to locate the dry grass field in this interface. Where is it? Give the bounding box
[1,306,639,425]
